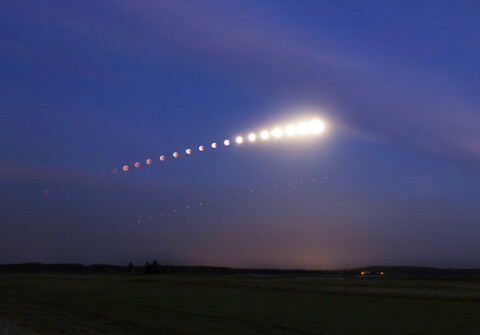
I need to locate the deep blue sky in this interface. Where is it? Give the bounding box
[1,0,479,269]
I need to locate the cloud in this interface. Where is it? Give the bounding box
[3,0,479,168]
[111,0,480,168]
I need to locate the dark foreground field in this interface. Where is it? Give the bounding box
[1,273,479,334]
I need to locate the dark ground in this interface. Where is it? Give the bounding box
[1,272,479,334]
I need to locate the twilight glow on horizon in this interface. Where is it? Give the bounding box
[1,1,480,269]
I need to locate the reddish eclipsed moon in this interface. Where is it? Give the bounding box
[113,119,327,175]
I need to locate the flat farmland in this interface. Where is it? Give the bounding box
[1,273,479,334]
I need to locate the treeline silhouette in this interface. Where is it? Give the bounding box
[1,262,480,277]
[0,263,126,273]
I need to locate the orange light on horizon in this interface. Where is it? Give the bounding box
[123,165,129,171]
[146,159,152,165]
[160,155,165,161]
[173,152,179,158]
[199,146,204,151]
[211,143,217,148]
[135,162,141,168]
[186,149,192,154]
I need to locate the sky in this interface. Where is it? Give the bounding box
[1,0,479,269]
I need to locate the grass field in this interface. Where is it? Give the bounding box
[1,273,479,334]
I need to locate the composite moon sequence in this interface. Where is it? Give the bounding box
[116,118,326,175]
[2,3,480,333]
[2,0,480,272]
